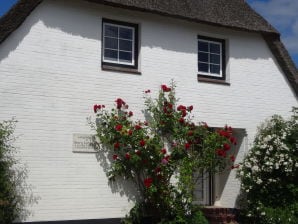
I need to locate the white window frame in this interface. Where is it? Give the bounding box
[102,21,136,67]
[198,36,225,79]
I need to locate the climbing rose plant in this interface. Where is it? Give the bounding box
[237,108,298,224]
[92,83,237,223]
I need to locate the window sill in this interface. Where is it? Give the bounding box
[102,64,141,75]
[197,75,230,86]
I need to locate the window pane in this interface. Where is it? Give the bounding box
[119,28,133,40]
[198,52,209,63]
[198,62,209,73]
[119,39,132,51]
[105,25,118,37]
[105,37,118,50]
[210,54,220,64]
[104,49,118,61]
[119,51,132,62]
[210,43,220,54]
[210,64,220,74]
[198,41,209,52]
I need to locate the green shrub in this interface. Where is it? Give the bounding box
[237,108,298,224]
[0,120,21,224]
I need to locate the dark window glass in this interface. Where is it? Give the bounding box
[119,28,133,40]
[102,20,138,67]
[105,37,118,50]
[104,49,118,60]
[210,64,220,74]
[198,41,209,52]
[198,52,209,63]
[210,54,220,64]
[119,51,132,62]
[210,43,220,54]
[119,39,132,51]
[105,25,118,37]
[198,62,209,73]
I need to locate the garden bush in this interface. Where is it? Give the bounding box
[0,120,23,224]
[92,82,238,223]
[237,108,298,224]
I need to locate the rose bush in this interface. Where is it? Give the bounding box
[237,108,298,224]
[92,82,237,223]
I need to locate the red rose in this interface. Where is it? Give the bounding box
[128,111,133,117]
[230,155,235,162]
[218,130,230,138]
[128,130,133,136]
[155,167,161,173]
[223,143,231,151]
[144,121,148,126]
[229,136,237,145]
[161,85,167,91]
[144,177,153,188]
[163,107,168,113]
[114,142,120,149]
[135,124,142,130]
[125,153,131,160]
[177,105,187,111]
[93,104,101,113]
[115,124,123,131]
[161,148,167,154]
[140,139,146,147]
[216,149,226,157]
[179,117,185,123]
[187,105,193,111]
[165,155,170,161]
[115,98,126,109]
[185,143,191,150]
[161,84,171,92]
[181,110,187,117]
[135,150,141,156]
[225,125,233,133]
[145,89,151,93]
[102,105,105,108]
[112,154,118,160]
[167,103,173,109]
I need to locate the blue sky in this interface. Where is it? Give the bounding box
[0,0,297,67]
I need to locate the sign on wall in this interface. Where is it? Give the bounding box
[72,134,97,153]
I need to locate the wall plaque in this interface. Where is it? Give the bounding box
[72,134,97,153]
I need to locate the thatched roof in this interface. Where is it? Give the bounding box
[0,0,297,95]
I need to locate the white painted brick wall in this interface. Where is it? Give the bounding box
[0,0,297,221]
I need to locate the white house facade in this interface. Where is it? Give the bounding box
[0,0,297,223]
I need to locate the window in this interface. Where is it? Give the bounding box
[198,35,225,79]
[102,19,138,69]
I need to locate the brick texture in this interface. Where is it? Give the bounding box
[0,0,297,222]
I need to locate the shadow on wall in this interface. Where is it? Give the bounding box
[0,120,39,223]
[0,0,100,63]
[13,162,39,223]
[91,136,141,203]
[0,0,273,71]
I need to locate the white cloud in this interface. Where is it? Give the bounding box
[251,0,298,18]
[248,0,298,55]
